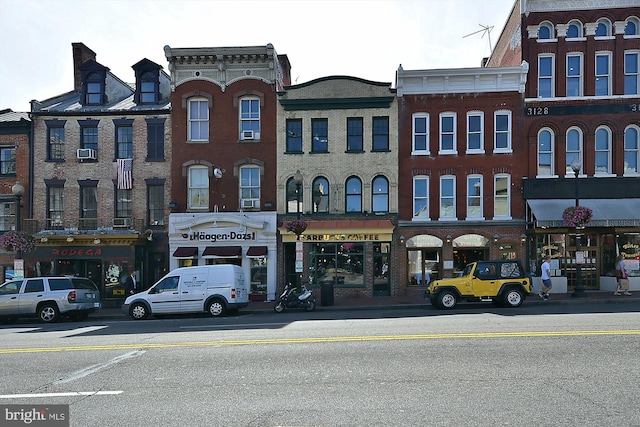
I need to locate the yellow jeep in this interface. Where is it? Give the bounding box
[425,259,532,309]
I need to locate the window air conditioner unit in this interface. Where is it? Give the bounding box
[241,130,254,140]
[113,217,132,228]
[241,199,258,209]
[77,148,97,160]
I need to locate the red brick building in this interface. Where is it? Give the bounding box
[0,109,30,280]
[488,0,640,292]
[164,44,291,300]
[395,63,529,288]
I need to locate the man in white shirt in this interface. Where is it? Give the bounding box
[539,255,552,300]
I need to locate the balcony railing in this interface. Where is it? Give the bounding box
[23,218,147,235]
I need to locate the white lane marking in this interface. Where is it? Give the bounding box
[54,349,146,384]
[180,322,290,330]
[0,391,123,399]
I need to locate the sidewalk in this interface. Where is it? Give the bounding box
[96,289,639,319]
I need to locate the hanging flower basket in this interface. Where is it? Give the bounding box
[285,219,308,236]
[0,230,36,253]
[562,206,593,228]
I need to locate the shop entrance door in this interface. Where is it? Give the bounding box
[563,232,599,290]
[373,243,390,296]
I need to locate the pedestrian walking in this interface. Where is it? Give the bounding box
[614,255,632,296]
[539,255,552,300]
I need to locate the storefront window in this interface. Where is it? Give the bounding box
[250,258,267,295]
[309,242,364,287]
[406,235,442,285]
[618,233,640,277]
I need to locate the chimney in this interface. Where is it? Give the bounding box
[72,43,96,92]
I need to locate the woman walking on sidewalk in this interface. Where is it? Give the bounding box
[614,255,632,296]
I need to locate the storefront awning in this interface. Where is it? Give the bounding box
[173,247,198,258]
[246,246,268,257]
[202,246,242,258]
[527,199,640,228]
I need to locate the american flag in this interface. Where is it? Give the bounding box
[117,158,133,189]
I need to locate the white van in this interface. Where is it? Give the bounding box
[121,265,248,320]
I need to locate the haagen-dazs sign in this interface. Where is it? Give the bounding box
[182,228,256,242]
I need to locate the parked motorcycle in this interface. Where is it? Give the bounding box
[274,282,316,313]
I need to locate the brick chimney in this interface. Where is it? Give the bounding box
[72,43,96,92]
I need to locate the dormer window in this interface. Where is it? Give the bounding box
[79,60,107,106]
[133,58,162,105]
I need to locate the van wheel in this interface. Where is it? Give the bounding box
[130,302,149,320]
[39,303,60,323]
[207,299,225,317]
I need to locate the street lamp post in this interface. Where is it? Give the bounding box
[293,170,303,291]
[11,181,25,259]
[570,160,586,297]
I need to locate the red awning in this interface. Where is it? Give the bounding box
[172,247,198,258]
[202,246,242,258]
[246,246,268,257]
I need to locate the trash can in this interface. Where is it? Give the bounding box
[320,280,334,306]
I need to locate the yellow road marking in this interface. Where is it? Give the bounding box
[1,330,640,354]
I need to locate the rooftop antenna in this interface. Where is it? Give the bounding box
[463,24,494,55]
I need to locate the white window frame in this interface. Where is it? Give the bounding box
[595,19,612,38]
[537,21,556,41]
[624,125,640,175]
[565,127,583,177]
[188,98,209,142]
[595,52,612,96]
[566,53,583,97]
[494,174,511,220]
[466,175,483,220]
[537,128,555,177]
[538,54,555,98]
[412,113,429,155]
[494,110,512,153]
[239,165,261,209]
[566,20,585,40]
[239,97,260,140]
[188,165,209,209]
[466,111,484,154]
[439,112,457,155]
[439,175,456,220]
[625,51,640,95]
[625,17,640,37]
[412,176,429,221]
[595,126,612,176]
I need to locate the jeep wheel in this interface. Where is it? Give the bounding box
[503,288,524,307]
[438,291,457,309]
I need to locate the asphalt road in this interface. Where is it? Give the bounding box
[1,303,639,427]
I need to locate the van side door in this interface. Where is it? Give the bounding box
[179,269,208,313]
[147,276,180,314]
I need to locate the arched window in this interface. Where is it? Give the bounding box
[312,177,330,213]
[595,126,612,174]
[538,22,554,39]
[345,176,362,212]
[625,17,640,36]
[188,165,209,209]
[371,176,389,213]
[566,128,583,175]
[567,20,583,39]
[624,126,639,174]
[538,128,555,176]
[595,19,611,37]
[286,177,303,214]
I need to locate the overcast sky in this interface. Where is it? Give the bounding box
[0,0,515,112]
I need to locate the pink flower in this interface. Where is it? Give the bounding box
[0,230,36,253]
[562,206,593,228]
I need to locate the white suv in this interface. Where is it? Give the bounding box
[0,277,101,323]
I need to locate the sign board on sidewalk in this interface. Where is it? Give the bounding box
[13,259,24,280]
